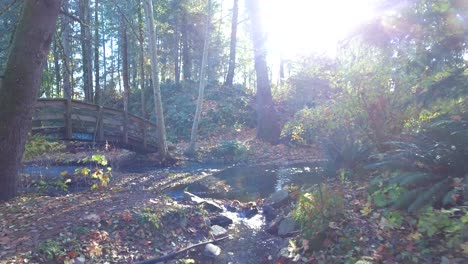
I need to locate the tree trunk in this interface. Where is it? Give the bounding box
[144,0,168,159]
[181,12,191,80]
[94,0,101,104]
[121,15,130,113]
[0,0,60,201]
[80,0,93,102]
[187,0,211,154]
[138,0,147,118]
[247,0,280,144]
[101,7,107,98]
[53,40,61,97]
[62,0,72,99]
[174,23,181,86]
[224,0,238,87]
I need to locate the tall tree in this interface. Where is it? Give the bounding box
[224,0,238,87]
[94,0,101,104]
[61,0,72,99]
[121,14,130,113]
[187,0,211,154]
[247,0,281,143]
[0,0,61,201]
[79,0,93,102]
[144,0,168,159]
[181,11,192,80]
[138,0,147,117]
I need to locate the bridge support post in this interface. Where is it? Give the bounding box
[97,106,104,141]
[65,99,72,139]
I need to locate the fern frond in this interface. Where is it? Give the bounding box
[408,179,452,213]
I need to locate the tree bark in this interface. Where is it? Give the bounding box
[94,0,101,104]
[143,0,168,159]
[187,0,211,154]
[121,14,130,113]
[0,0,61,201]
[181,12,191,81]
[79,0,93,102]
[138,0,147,118]
[62,0,72,99]
[247,0,280,144]
[53,39,61,97]
[224,0,238,87]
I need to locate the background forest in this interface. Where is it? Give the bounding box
[0,0,468,263]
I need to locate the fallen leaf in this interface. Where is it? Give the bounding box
[122,211,133,222]
[0,236,10,245]
[460,242,468,255]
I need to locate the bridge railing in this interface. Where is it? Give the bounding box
[32,99,158,152]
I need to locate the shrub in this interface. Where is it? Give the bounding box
[211,140,251,163]
[23,134,65,161]
[368,114,468,212]
[293,184,345,241]
[281,102,374,177]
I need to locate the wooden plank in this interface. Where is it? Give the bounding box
[33,113,63,121]
[65,99,72,139]
[35,99,66,107]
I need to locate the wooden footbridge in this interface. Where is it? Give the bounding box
[32,99,158,152]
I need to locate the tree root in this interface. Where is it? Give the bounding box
[135,235,229,264]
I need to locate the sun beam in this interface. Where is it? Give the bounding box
[261,0,378,58]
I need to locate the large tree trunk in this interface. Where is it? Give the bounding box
[53,39,61,97]
[79,0,93,102]
[187,0,211,154]
[224,0,238,87]
[247,0,280,144]
[143,0,168,159]
[62,0,72,99]
[181,12,192,81]
[94,0,101,104]
[0,0,60,201]
[138,0,147,118]
[121,15,130,113]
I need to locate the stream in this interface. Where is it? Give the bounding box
[21,161,325,263]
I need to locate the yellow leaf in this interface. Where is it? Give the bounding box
[407,232,422,241]
[460,242,468,255]
[60,170,68,176]
[360,203,372,216]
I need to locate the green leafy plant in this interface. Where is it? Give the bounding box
[38,239,62,260]
[211,140,251,163]
[23,134,65,161]
[293,184,345,241]
[75,154,111,190]
[137,208,161,231]
[417,207,468,249]
[368,115,468,212]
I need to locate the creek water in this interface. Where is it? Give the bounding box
[22,162,324,200]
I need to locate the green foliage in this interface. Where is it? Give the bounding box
[23,134,65,161]
[75,154,112,190]
[370,184,406,208]
[368,114,468,212]
[211,140,251,163]
[137,208,161,231]
[293,184,345,241]
[38,239,62,260]
[417,207,468,249]
[159,82,255,141]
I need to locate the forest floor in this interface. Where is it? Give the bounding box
[1,129,466,263]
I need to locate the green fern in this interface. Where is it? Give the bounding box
[408,179,452,213]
